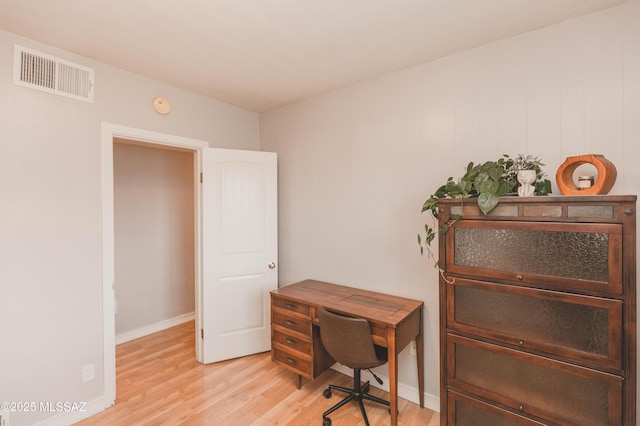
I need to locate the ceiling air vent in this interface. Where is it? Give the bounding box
[13,45,94,102]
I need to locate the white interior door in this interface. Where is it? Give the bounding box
[200,148,277,364]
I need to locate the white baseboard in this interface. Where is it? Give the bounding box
[115,312,195,345]
[32,396,113,426]
[331,364,440,413]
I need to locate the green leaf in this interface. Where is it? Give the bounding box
[421,196,438,213]
[478,192,499,215]
[426,232,435,245]
[466,162,474,174]
[458,179,472,194]
[487,166,503,181]
[497,178,515,195]
[433,184,448,198]
[535,179,552,195]
[477,179,499,194]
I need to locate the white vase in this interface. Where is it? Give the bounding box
[517,170,536,197]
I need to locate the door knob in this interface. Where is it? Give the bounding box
[268,262,276,269]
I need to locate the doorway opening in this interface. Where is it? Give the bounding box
[101,123,208,406]
[113,139,195,344]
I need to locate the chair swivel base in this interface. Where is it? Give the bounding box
[321,370,390,426]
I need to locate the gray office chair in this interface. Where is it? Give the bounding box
[318,307,390,426]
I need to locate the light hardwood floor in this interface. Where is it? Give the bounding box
[76,321,438,425]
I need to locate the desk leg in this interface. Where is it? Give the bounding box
[416,307,425,407]
[388,331,398,426]
[296,374,302,390]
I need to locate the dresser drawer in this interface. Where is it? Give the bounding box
[273,328,312,355]
[272,296,311,317]
[273,345,312,377]
[447,278,622,370]
[272,310,312,336]
[448,335,622,426]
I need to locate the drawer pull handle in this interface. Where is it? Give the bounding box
[286,357,296,365]
[519,340,524,346]
[285,338,297,345]
[517,275,524,281]
[285,303,296,309]
[285,320,295,326]
[518,404,524,412]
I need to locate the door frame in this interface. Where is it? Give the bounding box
[100,123,208,405]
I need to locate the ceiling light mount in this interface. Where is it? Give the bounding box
[152,97,171,115]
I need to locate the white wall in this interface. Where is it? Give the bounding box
[113,141,195,336]
[0,30,259,425]
[260,0,640,409]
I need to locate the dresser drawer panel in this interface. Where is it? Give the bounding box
[448,278,622,369]
[272,310,312,336]
[448,391,550,425]
[272,328,312,355]
[272,297,311,317]
[445,221,622,295]
[272,345,312,377]
[449,335,622,426]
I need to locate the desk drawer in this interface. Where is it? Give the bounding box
[273,346,312,377]
[272,310,311,336]
[273,328,312,355]
[272,297,311,317]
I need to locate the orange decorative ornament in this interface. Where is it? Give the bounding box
[555,154,617,195]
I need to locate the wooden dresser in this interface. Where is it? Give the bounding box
[437,195,636,425]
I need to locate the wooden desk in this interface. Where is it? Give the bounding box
[270,279,425,426]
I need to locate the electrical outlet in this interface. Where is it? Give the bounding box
[82,363,95,383]
[409,340,417,356]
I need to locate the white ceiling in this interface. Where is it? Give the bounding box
[0,0,629,111]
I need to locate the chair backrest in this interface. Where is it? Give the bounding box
[317,307,387,369]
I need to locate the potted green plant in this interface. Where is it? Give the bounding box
[418,154,551,261]
[504,154,551,197]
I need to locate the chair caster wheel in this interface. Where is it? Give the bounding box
[323,388,332,398]
[323,417,332,426]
